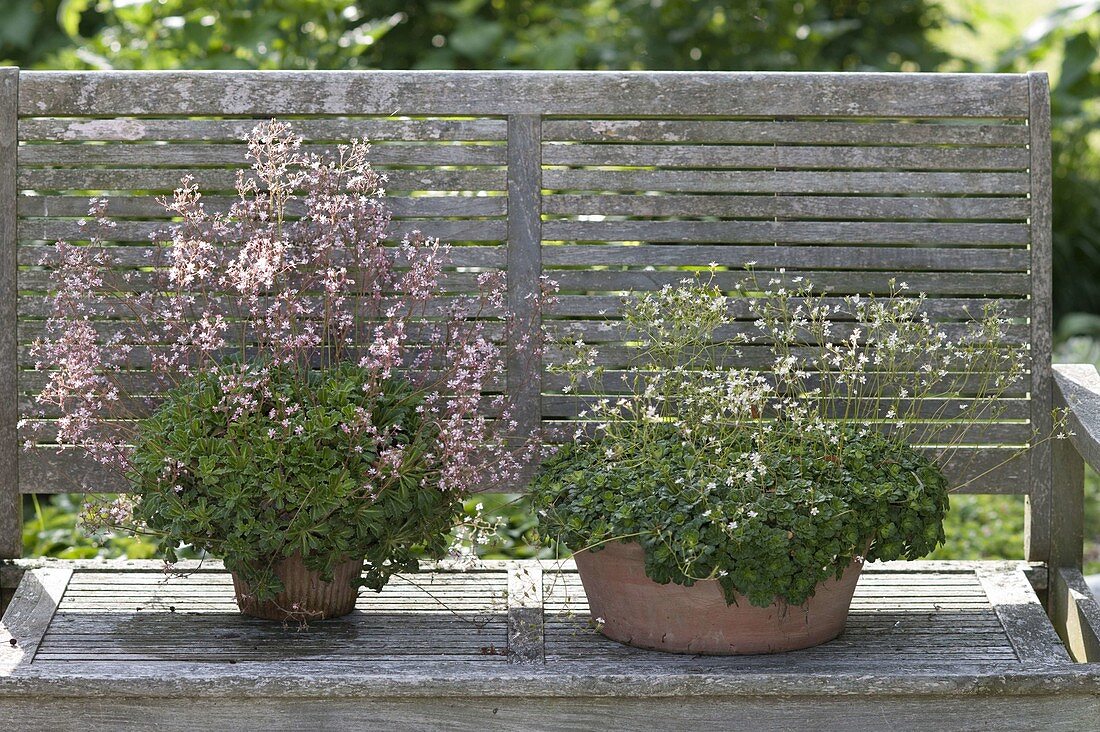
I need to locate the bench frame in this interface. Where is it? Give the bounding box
[2,68,1100,729]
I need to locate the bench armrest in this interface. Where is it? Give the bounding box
[1053,364,1100,473]
[1050,364,1100,660]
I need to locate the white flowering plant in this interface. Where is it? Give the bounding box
[23,121,554,599]
[532,269,1037,607]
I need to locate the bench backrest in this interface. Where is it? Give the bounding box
[0,70,1053,562]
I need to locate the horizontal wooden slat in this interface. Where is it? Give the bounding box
[14,268,1033,298]
[543,119,1031,145]
[15,314,1020,347]
[544,295,1028,319]
[541,221,1029,246]
[18,71,1030,117]
[19,450,127,492]
[16,269,500,296]
[17,195,509,219]
[18,243,1027,271]
[541,195,1030,221]
[21,195,1031,224]
[17,218,507,243]
[539,244,1029,271]
[17,291,1021,322]
[16,292,511,318]
[545,270,1032,296]
[18,369,506,394]
[18,168,506,192]
[18,117,510,142]
[542,144,1029,171]
[542,169,1030,195]
[541,369,1032,397]
[18,142,507,167]
[17,244,506,267]
[22,168,1029,196]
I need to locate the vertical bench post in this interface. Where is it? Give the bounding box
[0,67,18,560]
[506,114,543,469]
[1025,71,1053,566]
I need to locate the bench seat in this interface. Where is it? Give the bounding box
[3,558,1096,730]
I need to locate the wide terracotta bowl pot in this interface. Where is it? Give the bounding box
[231,553,364,622]
[573,540,863,654]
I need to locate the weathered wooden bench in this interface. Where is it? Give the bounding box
[2,69,1100,730]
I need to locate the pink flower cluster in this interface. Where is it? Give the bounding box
[25,120,555,504]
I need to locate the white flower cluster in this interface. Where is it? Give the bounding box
[556,270,1034,496]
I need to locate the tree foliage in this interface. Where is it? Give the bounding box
[10,0,949,72]
[998,2,1100,322]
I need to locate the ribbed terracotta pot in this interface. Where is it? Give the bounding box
[573,540,863,654]
[231,554,364,622]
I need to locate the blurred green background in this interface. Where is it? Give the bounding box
[9,0,1100,568]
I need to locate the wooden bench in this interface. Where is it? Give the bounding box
[3,69,1100,729]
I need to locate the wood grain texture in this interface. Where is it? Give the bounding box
[543,269,1032,296]
[507,562,544,664]
[17,218,508,243]
[542,119,1031,145]
[975,567,1070,664]
[1026,72,1055,565]
[16,268,1029,298]
[18,142,508,166]
[18,194,509,219]
[0,68,17,559]
[1050,567,1100,663]
[18,117,509,142]
[18,167,507,192]
[505,115,542,442]
[541,143,1030,171]
[541,169,1030,195]
[538,244,1029,271]
[1050,363,1093,581]
[16,243,507,268]
[0,560,1074,672]
[2,694,1100,732]
[540,194,1031,221]
[540,221,1029,246]
[0,560,1090,732]
[0,566,71,674]
[18,71,1030,117]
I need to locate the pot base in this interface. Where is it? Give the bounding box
[232,554,364,622]
[573,541,863,655]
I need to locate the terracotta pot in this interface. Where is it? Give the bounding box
[573,540,863,654]
[231,553,364,622]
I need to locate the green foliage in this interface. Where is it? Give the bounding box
[125,363,462,599]
[34,0,949,71]
[23,493,161,559]
[469,493,553,560]
[46,0,407,70]
[931,467,1100,576]
[997,2,1100,320]
[930,494,1025,562]
[0,0,90,67]
[532,428,949,607]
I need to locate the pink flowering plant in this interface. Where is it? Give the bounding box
[533,270,1057,607]
[23,120,552,599]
